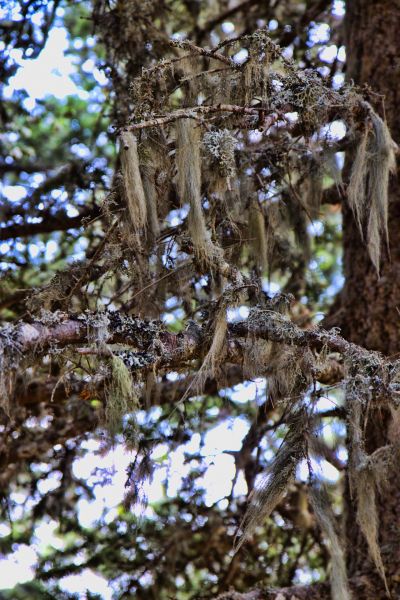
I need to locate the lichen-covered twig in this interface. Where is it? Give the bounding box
[124,105,277,131]
[169,39,237,68]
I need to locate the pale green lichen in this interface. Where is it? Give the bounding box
[105,355,139,435]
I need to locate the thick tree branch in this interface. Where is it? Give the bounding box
[0,160,55,175]
[0,205,101,241]
[14,364,246,408]
[0,310,374,390]
[4,309,373,368]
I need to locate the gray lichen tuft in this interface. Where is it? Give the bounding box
[203,129,237,192]
[86,311,110,348]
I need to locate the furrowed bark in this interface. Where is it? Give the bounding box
[339,1,400,596]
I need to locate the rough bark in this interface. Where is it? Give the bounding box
[341,0,400,353]
[1,310,367,372]
[340,1,400,597]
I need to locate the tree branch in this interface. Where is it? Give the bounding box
[214,582,331,599]
[214,574,380,599]
[198,0,261,38]
[0,206,101,240]
[125,105,275,130]
[4,309,372,367]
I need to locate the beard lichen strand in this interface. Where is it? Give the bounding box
[0,341,14,415]
[242,31,272,107]
[234,408,308,552]
[346,377,389,594]
[347,106,397,273]
[265,201,286,269]
[366,111,397,272]
[201,302,228,379]
[140,131,172,243]
[244,305,313,405]
[309,483,351,600]
[180,282,245,403]
[119,131,147,236]
[141,163,160,243]
[175,118,231,274]
[0,323,24,415]
[303,165,323,221]
[268,346,312,405]
[176,118,212,263]
[242,336,273,380]
[248,196,268,274]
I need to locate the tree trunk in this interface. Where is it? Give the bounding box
[342,1,400,596]
[342,0,400,353]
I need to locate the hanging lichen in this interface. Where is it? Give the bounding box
[235,408,307,551]
[245,304,313,404]
[86,311,110,348]
[0,325,21,415]
[347,107,397,273]
[302,158,323,220]
[310,483,351,600]
[140,131,172,243]
[105,355,139,436]
[347,375,389,594]
[265,199,292,270]
[248,196,268,273]
[120,130,147,235]
[176,119,223,266]
[242,29,275,106]
[181,283,244,403]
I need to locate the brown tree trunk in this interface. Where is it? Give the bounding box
[341,1,400,597]
[342,0,400,353]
